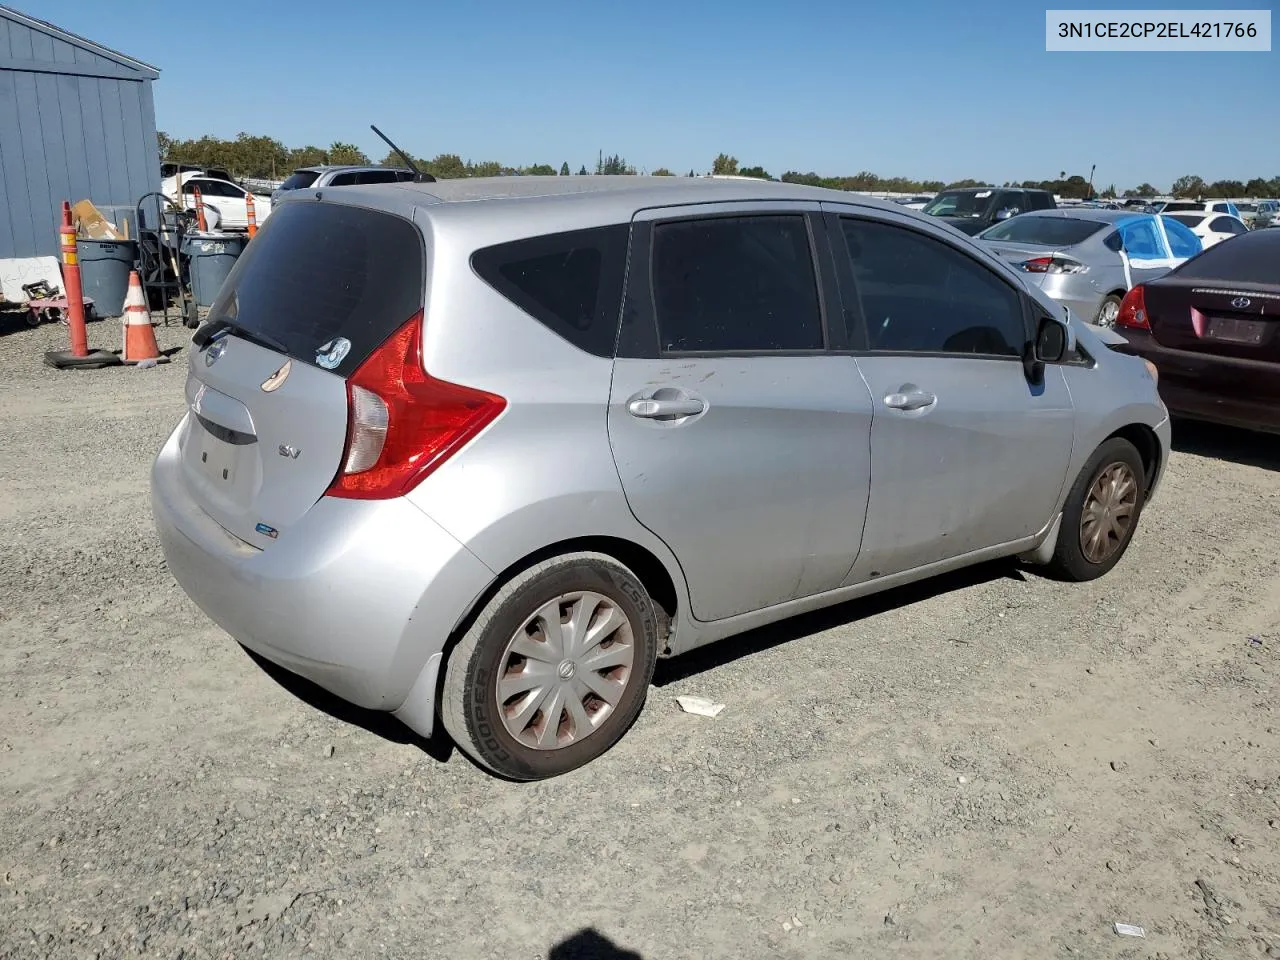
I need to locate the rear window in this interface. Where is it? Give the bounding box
[471,225,630,357]
[207,201,423,377]
[1173,230,1280,285]
[1162,202,1202,213]
[980,215,1105,246]
[1167,214,1205,228]
[279,171,319,191]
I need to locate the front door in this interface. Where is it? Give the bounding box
[823,205,1076,581]
[607,203,875,622]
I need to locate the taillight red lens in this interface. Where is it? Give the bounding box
[1020,257,1054,273]
[1115,285,1150,331]
[326,312,506,500]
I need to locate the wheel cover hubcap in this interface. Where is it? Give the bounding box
[496,591,635,751]
[1079,461,1138,563]
[1099,300,1120,327]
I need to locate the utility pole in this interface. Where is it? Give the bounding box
[1086,164,1096,200]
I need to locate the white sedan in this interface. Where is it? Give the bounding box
[1162,211,1249,249]
[161,172,272,231]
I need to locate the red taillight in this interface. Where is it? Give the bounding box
[1019,256,1086,275]
[1115,285,1150,331]
[326,312,506,500]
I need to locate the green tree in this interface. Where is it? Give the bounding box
[651,167,674,176]
[738,165,772,180]
[599,154,635,175]
[1245,177,1270,196]
[327,142,368,165]
[524,163,557,176]
[687,169,696,177]
[712,153,738,176]
[944,179,985,189]
[578,165,588,176]
[1128,182,1158,197]
[425,154,467,179]
[468,160,503,178]
[157,130,173,159]
[559,161,570,176]
[1207,179,1245,197]
[1100,184,1117,199]
[1171,174,1206,198]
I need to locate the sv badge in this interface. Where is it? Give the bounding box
[278,444,301,459]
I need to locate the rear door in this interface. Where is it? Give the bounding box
[607,202,875,622]
[822,204,1075,580]
[179,200,425,549]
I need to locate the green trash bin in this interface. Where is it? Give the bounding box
[77,239,138,318]
[182,231,248,307]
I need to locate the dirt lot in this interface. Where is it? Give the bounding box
[1,314,1279,960]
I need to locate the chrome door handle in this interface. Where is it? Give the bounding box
[883,390,936,411]
[628,398,705,419]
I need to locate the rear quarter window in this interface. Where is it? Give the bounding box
[207,201,424,378]
[279,171,319,191]
[471,225,630,358]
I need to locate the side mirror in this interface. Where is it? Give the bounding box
[1035,314,1071,362]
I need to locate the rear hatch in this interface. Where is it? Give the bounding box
[179,199,424,549]
[1144,236,1280,361]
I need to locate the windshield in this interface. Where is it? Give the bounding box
[979,216,1106,246]
[279,170,320,191]
[922,190,995,218]
[1237,203,1257,213]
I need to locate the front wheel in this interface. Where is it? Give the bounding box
[441,552,660,780]
[1047,437,1147,581]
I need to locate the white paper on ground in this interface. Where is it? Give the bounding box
[1113,922,1146,938]
[675,696,726,718]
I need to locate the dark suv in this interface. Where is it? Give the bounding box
[922,187,1057,235]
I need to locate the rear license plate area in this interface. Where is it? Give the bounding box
[1206,316,1265,345]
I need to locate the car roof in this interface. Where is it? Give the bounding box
[1005,208,1145,224]
[295,165,410,174]
[285,175,937,237]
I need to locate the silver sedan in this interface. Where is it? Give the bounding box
[977,210,1202,326]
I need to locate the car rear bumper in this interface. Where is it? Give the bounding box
[1114,330,1280,434]
[151,422,495,725]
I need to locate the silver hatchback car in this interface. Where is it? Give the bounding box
[152,176,1171,780]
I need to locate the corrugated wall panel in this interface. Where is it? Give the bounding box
[0,12,159,258]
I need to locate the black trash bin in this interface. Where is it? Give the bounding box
[182,231,248,307]
[77,239,138,318]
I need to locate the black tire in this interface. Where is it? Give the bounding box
[1047,437,1147,582]
[441,552,659,780]
[1095,293,1124,327]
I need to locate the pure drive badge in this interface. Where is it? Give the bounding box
[315,337,351,370]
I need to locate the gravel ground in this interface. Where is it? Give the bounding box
[2,312,1279,960]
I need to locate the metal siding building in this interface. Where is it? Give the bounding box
[0,5,159,258]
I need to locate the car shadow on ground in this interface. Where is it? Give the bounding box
[242,559,1024,763]
[549,929,643,959]
[1171,419,1280,472]
[239,647,455,763]
[653,559,1024,687]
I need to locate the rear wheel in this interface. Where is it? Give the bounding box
[1095,294,1123,327]
[1047,437,1146,581]
[441,552,659,780]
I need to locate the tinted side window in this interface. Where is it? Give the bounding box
[1210,216,1244,234]
[650,215,823,353]
[840,218,1024,357]
[356,170,399,185]
[471,225,630,358]
[1029,192,1054,211]
[327,173,358,186]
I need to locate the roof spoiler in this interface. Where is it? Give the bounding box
[370,125,435,183]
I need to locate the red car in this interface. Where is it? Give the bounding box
[1113,228,1280,434]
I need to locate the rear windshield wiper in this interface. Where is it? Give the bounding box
[192,316,289,355]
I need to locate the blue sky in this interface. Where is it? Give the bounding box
[42,0,1279,190]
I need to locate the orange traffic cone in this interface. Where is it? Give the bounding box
[245,192,258,238]
[120,270,167,365]
[192,186,208,231]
